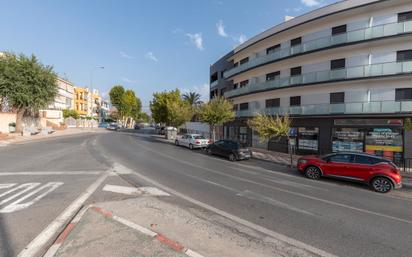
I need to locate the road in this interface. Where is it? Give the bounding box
[1,129,412,257]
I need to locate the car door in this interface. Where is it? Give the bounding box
[180,135,188,146]
[349,155,376,182]
[213,140,226,156]
[322,153,355,177]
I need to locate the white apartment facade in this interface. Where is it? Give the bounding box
[211,0,412,162]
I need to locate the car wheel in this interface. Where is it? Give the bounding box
[175,140,179,146]
[189,144,193,150]
[371,177,393,193]
[229,153,236,162]
[305,166,321,180]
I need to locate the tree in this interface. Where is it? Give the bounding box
[109,85,142,127]
[182,91,203,106]
[150,89,193,127]
[248,113,293,167]
[62,109,79,119]
[197,96,235,141]
[0,52,58,133]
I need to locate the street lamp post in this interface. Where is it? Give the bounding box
[89,66,104,125]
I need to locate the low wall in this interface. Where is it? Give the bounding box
[0,112,16,133]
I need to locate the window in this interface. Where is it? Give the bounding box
[290,37,302,46]
[397,50,412,62]
[220,88,225,96]
[233,104,238,111]
[266,71,280,81]
[266,98,280,108]
[239,102,249,110]
[290,96,301,106]
[328,154,354,163]
[395,88,412,101]
[239,57,249,65]
[398,11,412,22]
[290,66,302,76]
[330,92,345,104]
[239,80,249,88]
[233,83,238,89]
[331,58,346,70]
[210,72,218,83]
[220,71,225,78]
[353,155,382,165]
[266,44,281,55]
[234,62,239,68]
[332,25,347,35]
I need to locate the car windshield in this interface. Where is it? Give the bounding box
[194,136,205,139]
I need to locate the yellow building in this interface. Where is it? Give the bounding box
[74,87,89,116]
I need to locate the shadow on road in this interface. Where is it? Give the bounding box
[0,215,15,257]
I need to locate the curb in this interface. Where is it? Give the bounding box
[43,206,90,257]
[44,205,205,257]
[91,206,205,257]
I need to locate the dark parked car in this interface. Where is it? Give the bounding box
[107,123,119,131]
[206,140,251,161]
[297,152,402,193]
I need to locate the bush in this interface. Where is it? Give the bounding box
[63,109,79,119]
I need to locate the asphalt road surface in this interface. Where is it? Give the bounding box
[1,129,411,257]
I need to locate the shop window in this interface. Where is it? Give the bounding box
[290,66,302,76]
[239,102,249,110]
[332,25,347,35]
[239,80,249,88]
[266,98,280,108]
[330,58,346,70]
[365,128,403,162]
[266,44,281,55]
[398,11,412,22]
[290,37,302,46]
[332,128,364,153]
[330,92,345,104]
[395,88,412,101]
[266,71,280,81]
[290,96,301,106]
[298,127,319,152]
[239,57,249,65]
[397,50,412,62]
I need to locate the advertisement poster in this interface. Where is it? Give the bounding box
[298,127,319,151]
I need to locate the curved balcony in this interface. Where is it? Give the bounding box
[236,100,412,117]
[224,60,412,98]
[224,20,412,79]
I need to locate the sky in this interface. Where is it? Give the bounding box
[0,0,337,112]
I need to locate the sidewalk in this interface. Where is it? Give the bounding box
[46,197,316,257]
[0,128,105,146]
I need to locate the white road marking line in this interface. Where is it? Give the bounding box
[0,183,17,190]
[0,182,64,213]
[134,141,412,224]
[0,171,102,176]
[113,163,337,257]
[0,183,41,205]
[112,215,158,237]
[185,249,204,257]
[102,184,170,196]
[237,190,316,216]
[17,170,111,257]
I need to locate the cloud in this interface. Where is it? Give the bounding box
[122,77,137,84]
[300,0,321,7]
[145,52,158,62]
[285,7,303,13]
[216,20,228,37]
[186,33,204,50]
[231,34,247,46]
[181,83,210,102]
[120,51,134,59]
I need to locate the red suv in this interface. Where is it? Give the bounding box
[297,152,402,193]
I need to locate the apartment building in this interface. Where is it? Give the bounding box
[49,77,75,110]
[210,0,412,162]
[74,87,90,116]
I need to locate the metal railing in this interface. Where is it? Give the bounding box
[210,80,219,88]
[400,158,412,173]
[235,100,412,117]
[224,20,412,78]
[225,60,412,98]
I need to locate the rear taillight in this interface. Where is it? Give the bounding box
[207,140,211,144]
[195,140,200,144]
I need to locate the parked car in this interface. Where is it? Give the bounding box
[206,140,251,161]
[297,152,402,193]
[134,124,140,130]
[107,123,119,131]
[175,134,211,150]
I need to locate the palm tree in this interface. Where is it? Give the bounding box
[182,91,203,106]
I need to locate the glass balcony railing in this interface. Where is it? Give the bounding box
[210,80,218,88]
[224,60,412,98]
[236,100,412,117]
[224,20,412,78]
